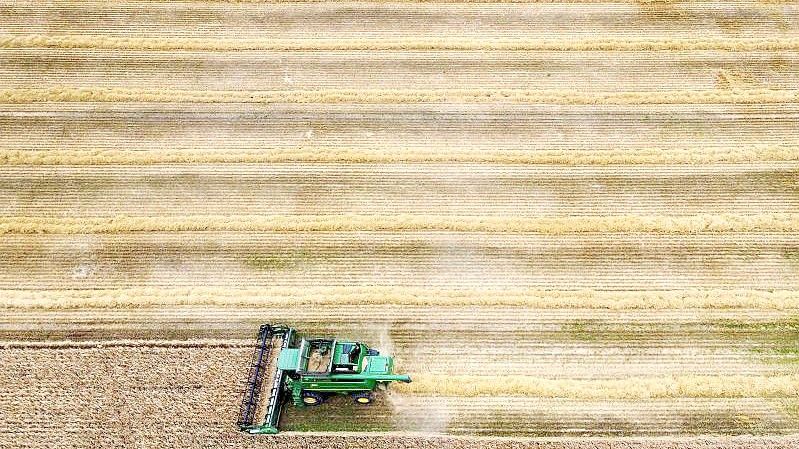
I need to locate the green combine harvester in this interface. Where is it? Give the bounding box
[237,324,412,434]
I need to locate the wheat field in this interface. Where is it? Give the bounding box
[1,0,798,448]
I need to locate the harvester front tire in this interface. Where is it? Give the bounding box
[301,391,324,406]
[352,392,373,405]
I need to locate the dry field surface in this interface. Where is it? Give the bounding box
[1,0,798,448]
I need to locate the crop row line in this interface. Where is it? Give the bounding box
[2,147,797,165]
[2,213,798,234]
[1,87,798,105]
[2,287,798,310]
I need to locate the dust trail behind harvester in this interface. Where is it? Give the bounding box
[375,322,453,434]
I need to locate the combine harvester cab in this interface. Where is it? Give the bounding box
[237,324,411,434]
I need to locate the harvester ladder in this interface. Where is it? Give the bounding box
[237,324,274,428]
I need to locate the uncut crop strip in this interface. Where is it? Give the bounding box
[2,87,798,105]
[2,213,798,234]
[0,344,253,447]
[3,147,799,165]
[3,287,798,310]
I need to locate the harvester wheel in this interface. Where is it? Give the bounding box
[352,392,373,405]
[301,391,324,406]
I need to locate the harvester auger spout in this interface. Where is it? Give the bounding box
[237,323,411,434]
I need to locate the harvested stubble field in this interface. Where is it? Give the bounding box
[1,0,798,448]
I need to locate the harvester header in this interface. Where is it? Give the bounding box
[237,324,411,434]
